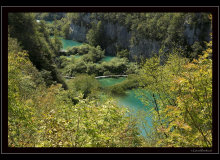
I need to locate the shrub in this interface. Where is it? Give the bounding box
[67,46,78,55]
[117,49,129,59]
[103,71,111,76]
[107,84,126,96]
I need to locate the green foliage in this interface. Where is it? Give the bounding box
[67,74,101,99]
[66,13,80,24]
[117,49,130,59]
[103,71,111,76]
[8,13,143,148]
[8,43,142,147]
[52,29,63,56]
[61,55,129,77]
[34,13,64,21]
[73,12,211,59]
[103,74,142,96]
[8,13,67,89]
[190,41,205,60]
[40,69,57,87]
[66,46,78,55]
[8,12,212,148]
[137,38,212,147]
[101,57,129,75]
[38,17,71,38]
[57,56,70,68]
[65,44,104,63]
[86,21,104,48]
[8,46,46,147]
[61,21,71,39]
[107,85,126,96]
[126,62,140,74]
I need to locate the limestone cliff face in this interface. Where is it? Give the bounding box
[183,22,211,45]
[68,15,211,61]
[103,22,131,55]
[69,22,88,42]
[69,21,160,60]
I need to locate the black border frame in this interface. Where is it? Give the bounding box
[1,6,219,154]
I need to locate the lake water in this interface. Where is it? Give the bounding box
[98,77,126,86]
[50,35,83,50]
[46,21,53,24]
[97,77,153,137]
[67,55,116,62]
[100,55,115,62]
[49,34,117,62]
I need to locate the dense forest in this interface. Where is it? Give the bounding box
[8,12,212,147]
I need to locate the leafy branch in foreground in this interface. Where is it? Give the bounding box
[137,40,212,147]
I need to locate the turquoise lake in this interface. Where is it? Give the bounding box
[66,55,115,62]
[49,34,116,62]
[97,77,153,137]
[100,55,115,62]
[98,77,126,86]
[50,34,152,136]
[50,35,83,50]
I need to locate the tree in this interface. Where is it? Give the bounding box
[8,38,141,147]
[117,49,129,59]
[68,74,101,99]
[138,38,212,147]
[57,56,70,68]
[8,13,68,90]
[61,21,71,39]
[8,13,143,148]
[86,21,104,48]
[52,29,63,56]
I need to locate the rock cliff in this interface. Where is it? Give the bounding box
[68,13,211,61]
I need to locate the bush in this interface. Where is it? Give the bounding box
[103,71,111,76]
[82,54,93,63]
[67,46,78,55]
[68,74,101,99]
[66,44,104,63]
[103,74,141,96]
[117,49,129,59]
[58,56,70,68]
[77,44,90,55]
[107,84,126,96]
[61,21,71,39]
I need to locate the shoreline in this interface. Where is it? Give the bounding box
[63,75,128,79]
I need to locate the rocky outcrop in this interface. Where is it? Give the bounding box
[69,22,89,43]
[103,22,131,55]
[129,38,160,60]
[183,22,211,45]
[69,20,158,60]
